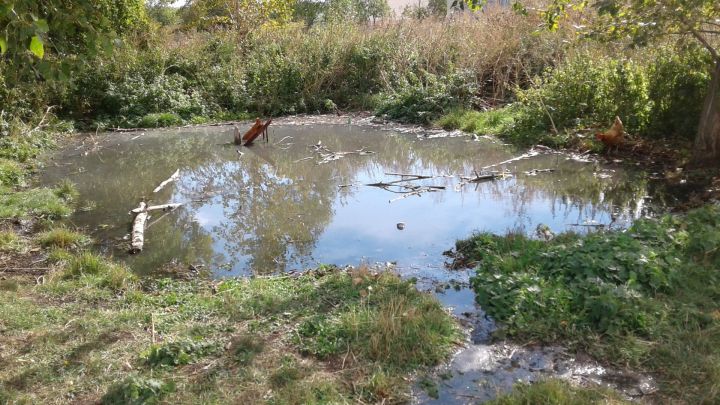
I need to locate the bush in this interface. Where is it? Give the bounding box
[514,51,651,135]
[506,44,710,143]
[375,70,479,124]
[644,44,711,139]
[0,159,24,187]
[463,205,720,366]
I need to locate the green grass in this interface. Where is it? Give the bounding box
[0,186,74,219]
[37,227,90,249]
[436,107,517,136]
[0,262,459,404]
[60,251,137,291]
[138,112,184,128]
[487,380,627,405]
[0,230,25,252]
[459,205,720,403]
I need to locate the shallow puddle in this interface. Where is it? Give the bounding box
[42,119,664,279]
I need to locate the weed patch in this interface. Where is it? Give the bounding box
[462,205,720,402]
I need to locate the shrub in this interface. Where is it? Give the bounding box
[644,44,711,140]
[0,159,24,187]
[295,273,458,369]
[506,44,710,143]
[464,205,720,366]
[514,51,651,135]
[375,70,479,124]
[0,231,22,252]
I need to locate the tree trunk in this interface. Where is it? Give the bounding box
[691,60,720,167]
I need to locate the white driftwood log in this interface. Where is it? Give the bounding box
[130,201,148,254]
[130,203,182,214]
[152,169,180,193]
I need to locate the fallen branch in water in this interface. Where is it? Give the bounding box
[129,201,149,254]
[388,187,441,203]
[152,169,180,193]
[524,168,556,176]
[310,144,375,164]
[130,203,183,214]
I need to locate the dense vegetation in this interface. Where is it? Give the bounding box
[455,205,720,403]
[2,0,720,402]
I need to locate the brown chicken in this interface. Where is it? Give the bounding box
[595,116,625,151]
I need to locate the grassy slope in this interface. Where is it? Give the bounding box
[1,258,459,404]
[456,206,720,403]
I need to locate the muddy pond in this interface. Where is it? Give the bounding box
[42,117,669,403]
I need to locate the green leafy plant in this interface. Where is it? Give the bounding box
[102,376,175,405]
[143,340,221,368]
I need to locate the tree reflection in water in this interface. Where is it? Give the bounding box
[42,123,666,277]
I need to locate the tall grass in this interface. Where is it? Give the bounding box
[57,11,572,127]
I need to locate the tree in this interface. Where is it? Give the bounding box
[0,0,147,82]
[355,0,391,23]
[180,0,295,38]
[541,0,720,166]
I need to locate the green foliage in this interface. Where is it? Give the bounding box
[102,376,175,405]
[269,356,302,388]
[230,333,265,365]
[138,113,184,128]
[0,0,148,84]
[490,45,711,145]
[144,340,221,368]
[375,71,479,124]
[0,121,55,162]
[515,51,651,135]
[487,380,626,404]
[53,179,79,202]
[464,205,720,367]
[435,108,517,135]
[644,45,711,139]
[103,74,209,127]
[0,159,24,187]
